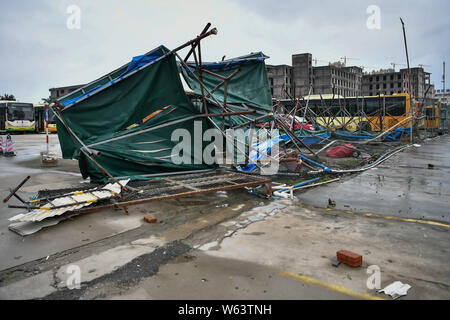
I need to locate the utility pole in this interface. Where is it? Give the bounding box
[400,17,413,143]
[443,61,446,92]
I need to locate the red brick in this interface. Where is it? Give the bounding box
[143,214,157,223]
[336,250,362,267]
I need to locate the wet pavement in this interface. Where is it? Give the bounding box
[0,133,449,300]
[0,134,266,271]
[299,135,450,223]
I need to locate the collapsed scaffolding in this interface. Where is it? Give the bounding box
[5,22,444,234]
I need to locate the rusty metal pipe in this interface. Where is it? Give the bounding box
[3,176,30,203]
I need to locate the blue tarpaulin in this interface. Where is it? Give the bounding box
[60,46,169,107]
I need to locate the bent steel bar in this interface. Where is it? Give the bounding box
[55,28,218,111]
[66,172,272,216]
[232,113,274,130]
[184,23,211,62]
[84,114,201,148]
[3,176,31,204]
[175,51,279,166]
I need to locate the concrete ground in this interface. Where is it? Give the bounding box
[0,133,449,300]
[299,134,450,223]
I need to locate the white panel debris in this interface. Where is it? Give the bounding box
[9,180,129,222]
[379,281,411,299]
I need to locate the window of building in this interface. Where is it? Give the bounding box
[390,75,394,80]
[376,76,379,82]
[383,84,386,89]
[390,83,394,88]
[370,77,373,82]
[383,75,386,81]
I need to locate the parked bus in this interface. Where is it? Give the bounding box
[423,105,439,130]
[0,101,35,133]
[419,100,449,134]
[34,104,57,133]
[279,93,413,132]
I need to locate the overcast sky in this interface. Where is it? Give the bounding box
[1,0,448,102]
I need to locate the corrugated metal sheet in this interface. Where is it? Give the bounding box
[9,180,129,222]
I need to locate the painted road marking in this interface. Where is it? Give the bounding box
[363,212,450,228]
[279,271,387,300]
[326,208,450,228]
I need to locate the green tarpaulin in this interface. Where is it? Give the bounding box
[56,46,216,183]
[181,52,273,128]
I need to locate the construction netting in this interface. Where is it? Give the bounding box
[56,46,217,183]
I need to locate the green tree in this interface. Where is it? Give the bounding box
[41,95,55,104]
[0,93,16,101]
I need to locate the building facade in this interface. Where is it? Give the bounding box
[313,63,363,97]
[436,89,450,105]
[361,67,431,100]
[49,84,85,100]
[267,53,363,99]
[266,64,293,99]
[291,53,313,97]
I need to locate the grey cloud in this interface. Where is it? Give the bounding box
[0,0,448,102]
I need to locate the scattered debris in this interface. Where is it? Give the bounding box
[143,214,157,224]
[41,151,59,167]
[328,199,336,207]
[379,281,411,299]
[326,144,359,158]
[273,178,340,200]
[336,250,362,268]
[8,180,129,223]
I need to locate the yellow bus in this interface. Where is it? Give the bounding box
[297,93,413,132]
[34,104,57,133]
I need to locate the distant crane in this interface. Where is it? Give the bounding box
[340,56,360,66]
[312,58,328,66]
[390,62,406,71]
[418,63,431,69]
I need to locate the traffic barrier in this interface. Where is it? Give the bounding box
[4,134,16,157]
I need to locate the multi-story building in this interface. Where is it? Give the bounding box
[267,53,363,99]
[436,89,450,105]
[49,84,84,100]
[291,53,313,97]
[266,64,293,99]
[313,63,363,97]
[361,67,431,100]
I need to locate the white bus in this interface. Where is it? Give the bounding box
[0,101,36,133]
